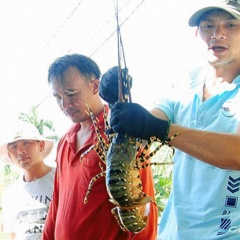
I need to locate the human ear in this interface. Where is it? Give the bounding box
[195,28,199,37]
[91,79,100,95]
[39,141,45,152]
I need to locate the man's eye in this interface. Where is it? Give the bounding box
[9,145,16,150]
[203,24,212,29]
[228,23,236,28]
[66,92,75,97]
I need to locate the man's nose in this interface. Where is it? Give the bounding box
[211,26,226,40]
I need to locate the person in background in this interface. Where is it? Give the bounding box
[99,0,240,239]
[42,53,158,240]
[0,122,55,240]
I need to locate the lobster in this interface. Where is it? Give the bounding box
[105,133,154,233]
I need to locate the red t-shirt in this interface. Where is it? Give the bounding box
[43,107,158,240]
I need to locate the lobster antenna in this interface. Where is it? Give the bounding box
[113,0,132,103]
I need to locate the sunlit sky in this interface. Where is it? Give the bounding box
[0,0,203,137]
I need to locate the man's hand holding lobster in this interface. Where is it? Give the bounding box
[99,66,170,142]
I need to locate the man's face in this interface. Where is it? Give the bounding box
[196,9,240,68]
[8,140,44,170]
[50,67,99,123]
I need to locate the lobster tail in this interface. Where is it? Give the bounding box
[111,202,151,233]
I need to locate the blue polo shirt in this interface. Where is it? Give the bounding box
[155,69,240,240]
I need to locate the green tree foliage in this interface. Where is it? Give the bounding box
[18,105,58,141]
[151,144,173,216]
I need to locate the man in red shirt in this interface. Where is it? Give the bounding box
[42,54,158,240]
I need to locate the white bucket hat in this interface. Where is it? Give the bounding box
[189,0,240,27]
[0,122,54,164]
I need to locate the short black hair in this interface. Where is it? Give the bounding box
[47,53,101,84]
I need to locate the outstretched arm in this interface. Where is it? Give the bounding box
[151,107,240,170]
